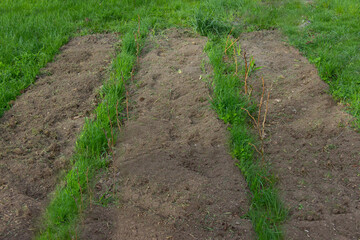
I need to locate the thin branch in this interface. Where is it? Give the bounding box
[242,107,259,129]
[262,90,270,139]
[116,100,122,132]
[225,37,240,54]
[243,51,248,95]
[225,28,234,54]
[249,142,262,155]
[107,102,114,146]
[234,45,238,75]
[258,77,265,130]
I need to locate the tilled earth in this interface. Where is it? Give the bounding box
[241,30,360,240]
[0,34,117,239]
[81,29,254,240]
[2,27,359,240]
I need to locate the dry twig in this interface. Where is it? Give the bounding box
[242,76,271,164]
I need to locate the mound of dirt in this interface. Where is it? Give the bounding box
[81,29,254,239]
[0,34,117,239]
[241,30,360,240]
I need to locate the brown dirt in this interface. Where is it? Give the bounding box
[81,29,254,240]
[240,30,360,240]
[0,34,117,240]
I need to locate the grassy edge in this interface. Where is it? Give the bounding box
[203,36,288,239]
[35,23,149,239]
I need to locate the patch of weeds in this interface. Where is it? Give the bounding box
[96,192,116,207]
[192,11,231,37]
[324,172,333,180]
[324,144,337,153]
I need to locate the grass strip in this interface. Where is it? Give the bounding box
[35,23,149,239]
[203,34,287,240]
[193,2,288,237]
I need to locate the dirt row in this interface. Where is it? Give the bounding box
[0,34,117,239]
[241,30,360,239]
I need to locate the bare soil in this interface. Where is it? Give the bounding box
[0,34,117,239]
[81,29,254,240]
[241,30,360,240]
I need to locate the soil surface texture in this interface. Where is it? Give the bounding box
[241,30,360,240]
[0,34,117,239]
[81,29,254,240]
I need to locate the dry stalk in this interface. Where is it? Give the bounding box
[234,44,238,75]
[262,89,270,140]
[243,51,248,95]
[76,169,83,214]
[241,51,256,95]
[225,36,240,54]
[257,77,265,129]
[121,72,130,122]
[86,167,92,210]
[137,15,141,64]
[107,102,114,145]
[225,28,234,54]
[241,76,271,165]
[116,100,122,132]
[126,91,129,122]
[131,15,141,83]
[103,128,114,155]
